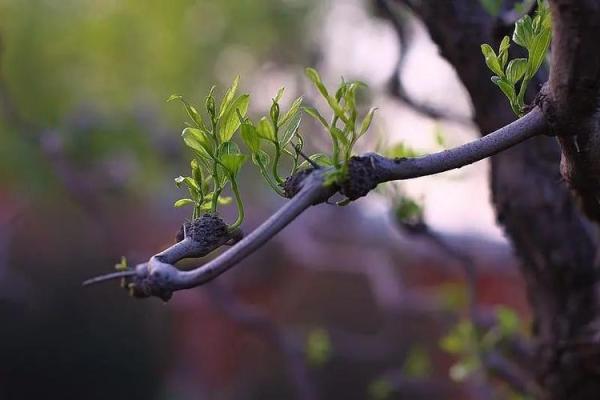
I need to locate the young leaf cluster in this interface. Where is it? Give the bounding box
[169,68,381,224]
[238,87,304,197]
[303,68,376,184]
[481,0,551,116]
[440,306,523,382]
[168,76,248,228]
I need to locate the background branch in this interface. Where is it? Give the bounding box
[375,0,473,126]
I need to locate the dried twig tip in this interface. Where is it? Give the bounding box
[82,270,137,287]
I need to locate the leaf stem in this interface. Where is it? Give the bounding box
[517,77,530,115]
[229,177,244,229]
[330,116,341,167]
[211,163,220,213]
[272,141,284,184]
[262,169,285,197]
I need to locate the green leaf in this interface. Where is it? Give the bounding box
[256,116,277,142]
[440,320,474,355]
[217,141,243,179]
[218,94,250,142]
[306,328,331,367]
[305,67,329,100]
[240,122,261,153]
[280,96,303,126]
[479,0,502,16]
[273,86,285,103]
[181,127,214,159]
[220,153,246,177]
[343,81,364,123]
[303,106,329,128]
[199,201,213,212]
[218,140,241,156]
[205,86,217,120]
[218,75,240,119]
[115,256,128,271]
[359,107,377,136]
[506,58,528,83]
[270,100,280,124]
[481,44,504,77]
[330,127,349,148]
[513,15,534,48]
[440,333,463,354]
[527,28,551,78]
[499,35,511,68]
[532,0,551,33]
[251,149,270,169]
[167,94,182,101]
[279,107,302,147]
[191,159,203,188]
[335,80,347,101]
[496,306,520,335]
[305,68,346,121]
[168,95,205,128]
[217,196,232,205]
[499,35,511,54]
[539,0,552,30]
[174,175,199,191]
[491,76,516,103]
[174,198,196,208]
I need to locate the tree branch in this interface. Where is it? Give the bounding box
[376,0,473,126]
[85,108,546,299]
[339,107,546,200]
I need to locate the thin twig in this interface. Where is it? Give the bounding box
[82,270,137,286]
[294,144,320,169]
[371,107,546,182]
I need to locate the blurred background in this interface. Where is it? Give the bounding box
[0,0,531,399]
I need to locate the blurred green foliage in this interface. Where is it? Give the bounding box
[306,327,332,367]
[0,0,314,193]
[440,305,525,385]
[0,2,316,398]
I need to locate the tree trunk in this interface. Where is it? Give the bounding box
[394,1,600,398]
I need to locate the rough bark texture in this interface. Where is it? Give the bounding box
[396,1,600,398]
[544,0,600,222]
